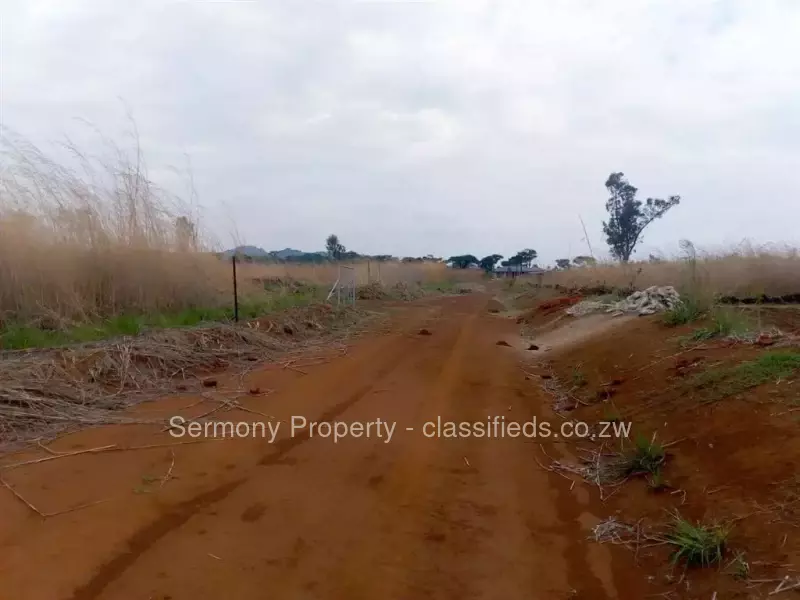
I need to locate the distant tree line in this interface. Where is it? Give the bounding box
[226,175,683,269]
[445,249,540,273]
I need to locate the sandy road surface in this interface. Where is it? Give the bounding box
[1,294,651,599]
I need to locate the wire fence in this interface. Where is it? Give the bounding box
[326,265,356,306]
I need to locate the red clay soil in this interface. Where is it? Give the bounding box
[537,295,584,313]
[0,294,662,600]
[516,295,583,327]
[540,312,800,598]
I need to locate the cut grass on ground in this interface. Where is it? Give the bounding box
[0,289,325,350]
[689,351,800,403]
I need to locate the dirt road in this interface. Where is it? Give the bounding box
[0,294,651,599]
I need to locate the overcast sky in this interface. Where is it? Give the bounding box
[3,0,800,263]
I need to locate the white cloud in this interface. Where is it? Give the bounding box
[3,0,800,261]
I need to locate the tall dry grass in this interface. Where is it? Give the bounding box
[239,260,479,287]
[0,127,237,326]
[542,242,800,298]
[0,125,478,329]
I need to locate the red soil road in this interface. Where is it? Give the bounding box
[1,294,653,599]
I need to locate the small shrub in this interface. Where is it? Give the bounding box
[662,296,705,326]
[666,512,730,567]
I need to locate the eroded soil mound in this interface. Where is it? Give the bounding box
[516,295,583,325]
[536,311,800,598]
[486,298,505,313]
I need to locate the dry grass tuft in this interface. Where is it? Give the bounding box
[542,243,800,299]
[241,260,480,288]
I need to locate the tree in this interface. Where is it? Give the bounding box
[446,254,479,269]
[572,255,596,267]
[602,173,680,263]
[555,258,571,270]
[325,234,346,260]
[506,248,537,268]
[479,254,503,273]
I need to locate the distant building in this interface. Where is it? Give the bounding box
[494,265,545,279]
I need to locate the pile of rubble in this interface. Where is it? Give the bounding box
[357,281,389,300]
[566,286,682,317]
[618,286,682,315]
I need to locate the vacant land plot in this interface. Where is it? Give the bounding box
[3,279,800,599]
[0,291,657,600]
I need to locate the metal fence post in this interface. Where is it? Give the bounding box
[232,255,239,323]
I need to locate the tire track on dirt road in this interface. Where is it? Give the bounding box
[63,299,475,600]
[323,297,609,599]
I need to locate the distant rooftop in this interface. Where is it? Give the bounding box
[494,265,545,274]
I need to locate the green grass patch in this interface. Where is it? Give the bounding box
[662,296,706,326]
[571,365,587,388]
[665,512,730,567]
[421,279,460,294]
[689,351,800,403]
[647,469,667,492]
[597,432,666,483]
[622,433,665,477]
[683,307,750,343]
[0,289,325,350]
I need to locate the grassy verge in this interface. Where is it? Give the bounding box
[689,351,800,403]
[0,288,326,350]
